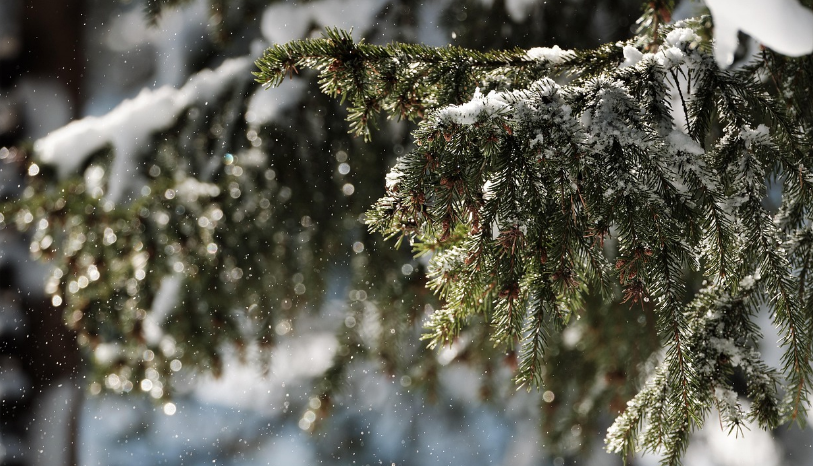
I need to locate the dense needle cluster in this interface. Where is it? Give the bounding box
[255,9,813,463]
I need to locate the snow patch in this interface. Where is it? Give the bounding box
[194,334,338,411]
[504,0,536,21]
[143,275,182,345]
[529,133,545,147]
[664,27,699,47]
[684,405,781,466]
[668,130,704,155]
[526,45,575,64]
[482,178,496,201]
[260,0,386,45]
[246,78,305,126]
[738,273,760,290]
[385,161,407,191]
[34,57,251,203]
[709,337,744,367]
[620,45,644,68]
[705,0,813,67]
[437,88,509,125]
[740,124,770,149]
[714,386,738,408]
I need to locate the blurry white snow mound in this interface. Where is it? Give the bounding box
[688,407,781,466]
[194,334,337,412]
[636,403,782,466]
[261,0,386,45]
[35,86,175,178]
[504,0,536,21]
[246,78,305,126]
[143,275,183,345]
[668,129,705,155]
[34,57,251,202]
[705,0,813,67]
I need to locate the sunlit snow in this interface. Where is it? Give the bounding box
[705,0,813,67]
[34,58,250,202]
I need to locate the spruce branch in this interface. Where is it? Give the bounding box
[256,28,589,139]
[255,16,813,463]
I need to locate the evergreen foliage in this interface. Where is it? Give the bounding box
[0,64,436,409]
[255,4,813,463]
[4,0,813,463]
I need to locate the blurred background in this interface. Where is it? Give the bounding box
[1,0,812,465]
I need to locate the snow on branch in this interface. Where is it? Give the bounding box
[706,0,813,67]
[34,57,251,202]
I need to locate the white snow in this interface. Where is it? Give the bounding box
[482,178,496,201]
[672,0,706,22]
[194,334,338,411]
[713,386,739,410]
[260,0,386,45]
[668,130,705,155]
[526,45,575,64]
[105,0,209,89]
[664,27,699,48]
[740,124,770,149]
[504,0,536,22]
[709,336,744,367]
[620,44,644,68]
[384,161,407,191]
[529,133,545,147]
[437,88,509,125]
[705,0,813,67]
[143,275,183,345]
[577,79,652,153]
[685,405,781,466]
[738,273,759,290]
[615,27,705,139]
[655,45,687,68]
[34,57,251,202]
[246,78,305,126]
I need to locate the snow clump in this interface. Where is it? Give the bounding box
[437,88,510,125]
[705,0,813,67]
[526,45,575,64]
[619,45,644,68]
[34,57,251,203]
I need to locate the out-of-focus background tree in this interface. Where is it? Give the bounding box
[1,1,812,465]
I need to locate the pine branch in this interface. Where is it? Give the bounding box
[256,28,588,139]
